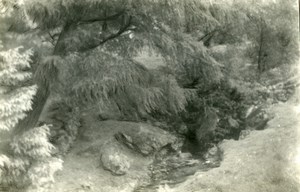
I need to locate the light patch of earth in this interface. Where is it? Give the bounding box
[51,116,154,192]
[50,95,300,192]
[159,100,300,192]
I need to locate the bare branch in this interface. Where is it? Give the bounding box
[198,29,218,42]
[53,22,75,55]
[48,32,60,41]
[78,11,125,25]
[82,15,133,52]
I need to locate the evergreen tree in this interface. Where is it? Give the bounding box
[1,0,225,131]
[0,47,62,191]
[2,0,296,141]
[0,47,36,131]
[232,0,299,73]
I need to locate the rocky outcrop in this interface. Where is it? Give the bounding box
[99,122,182,176]
[149,152,200,185]
[114,124,180,156]
[74,119,182,177]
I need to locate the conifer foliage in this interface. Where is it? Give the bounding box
[0,47,62,191]
[3,0,226,127]
[0,47,36,131]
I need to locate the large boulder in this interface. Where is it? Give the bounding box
[100,140,131,175]
[114,123,181,156]
[78,120,181,177]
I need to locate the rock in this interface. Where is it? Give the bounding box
[195,110,218,145]
[55,133,73,154]
[239,129,251,140]
[100,140,131,175]
[149,151,200,184]
[177,152,193,159]
[203,145,222,166]
[114,124,179,156]
[254,118,270,130]
[80,181,93,190]
[177,124,188,135]
[228,116,239,129]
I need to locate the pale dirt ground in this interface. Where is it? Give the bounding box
[51,94,300,192]
[51,118,154,192]
[158,98,300,192]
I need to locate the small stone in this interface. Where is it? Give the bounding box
[178,152,192,159]
[177,124,188,135]
[239,130,251,140]
[81,181,93,190]
[228,116,239,129]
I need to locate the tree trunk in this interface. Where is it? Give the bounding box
[13,23,73,134]
[14,83,50,134]
[257,32,263,72]
[257,18,265,73]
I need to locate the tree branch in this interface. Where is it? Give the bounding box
[53,22,74,55]
[82,15,133,52]
[198,29,218,42]
[48,31,60,40]
[78,11,125,25]
[257,20,265,73]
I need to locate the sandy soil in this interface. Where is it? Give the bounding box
[51,95,300,192]
[159,100,300,192]
[51,117,153,192]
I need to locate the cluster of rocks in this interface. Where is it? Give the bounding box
[97,121,224,191]
[99,123,180,176]
[267,80,298,102]
[239,105,271,140]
